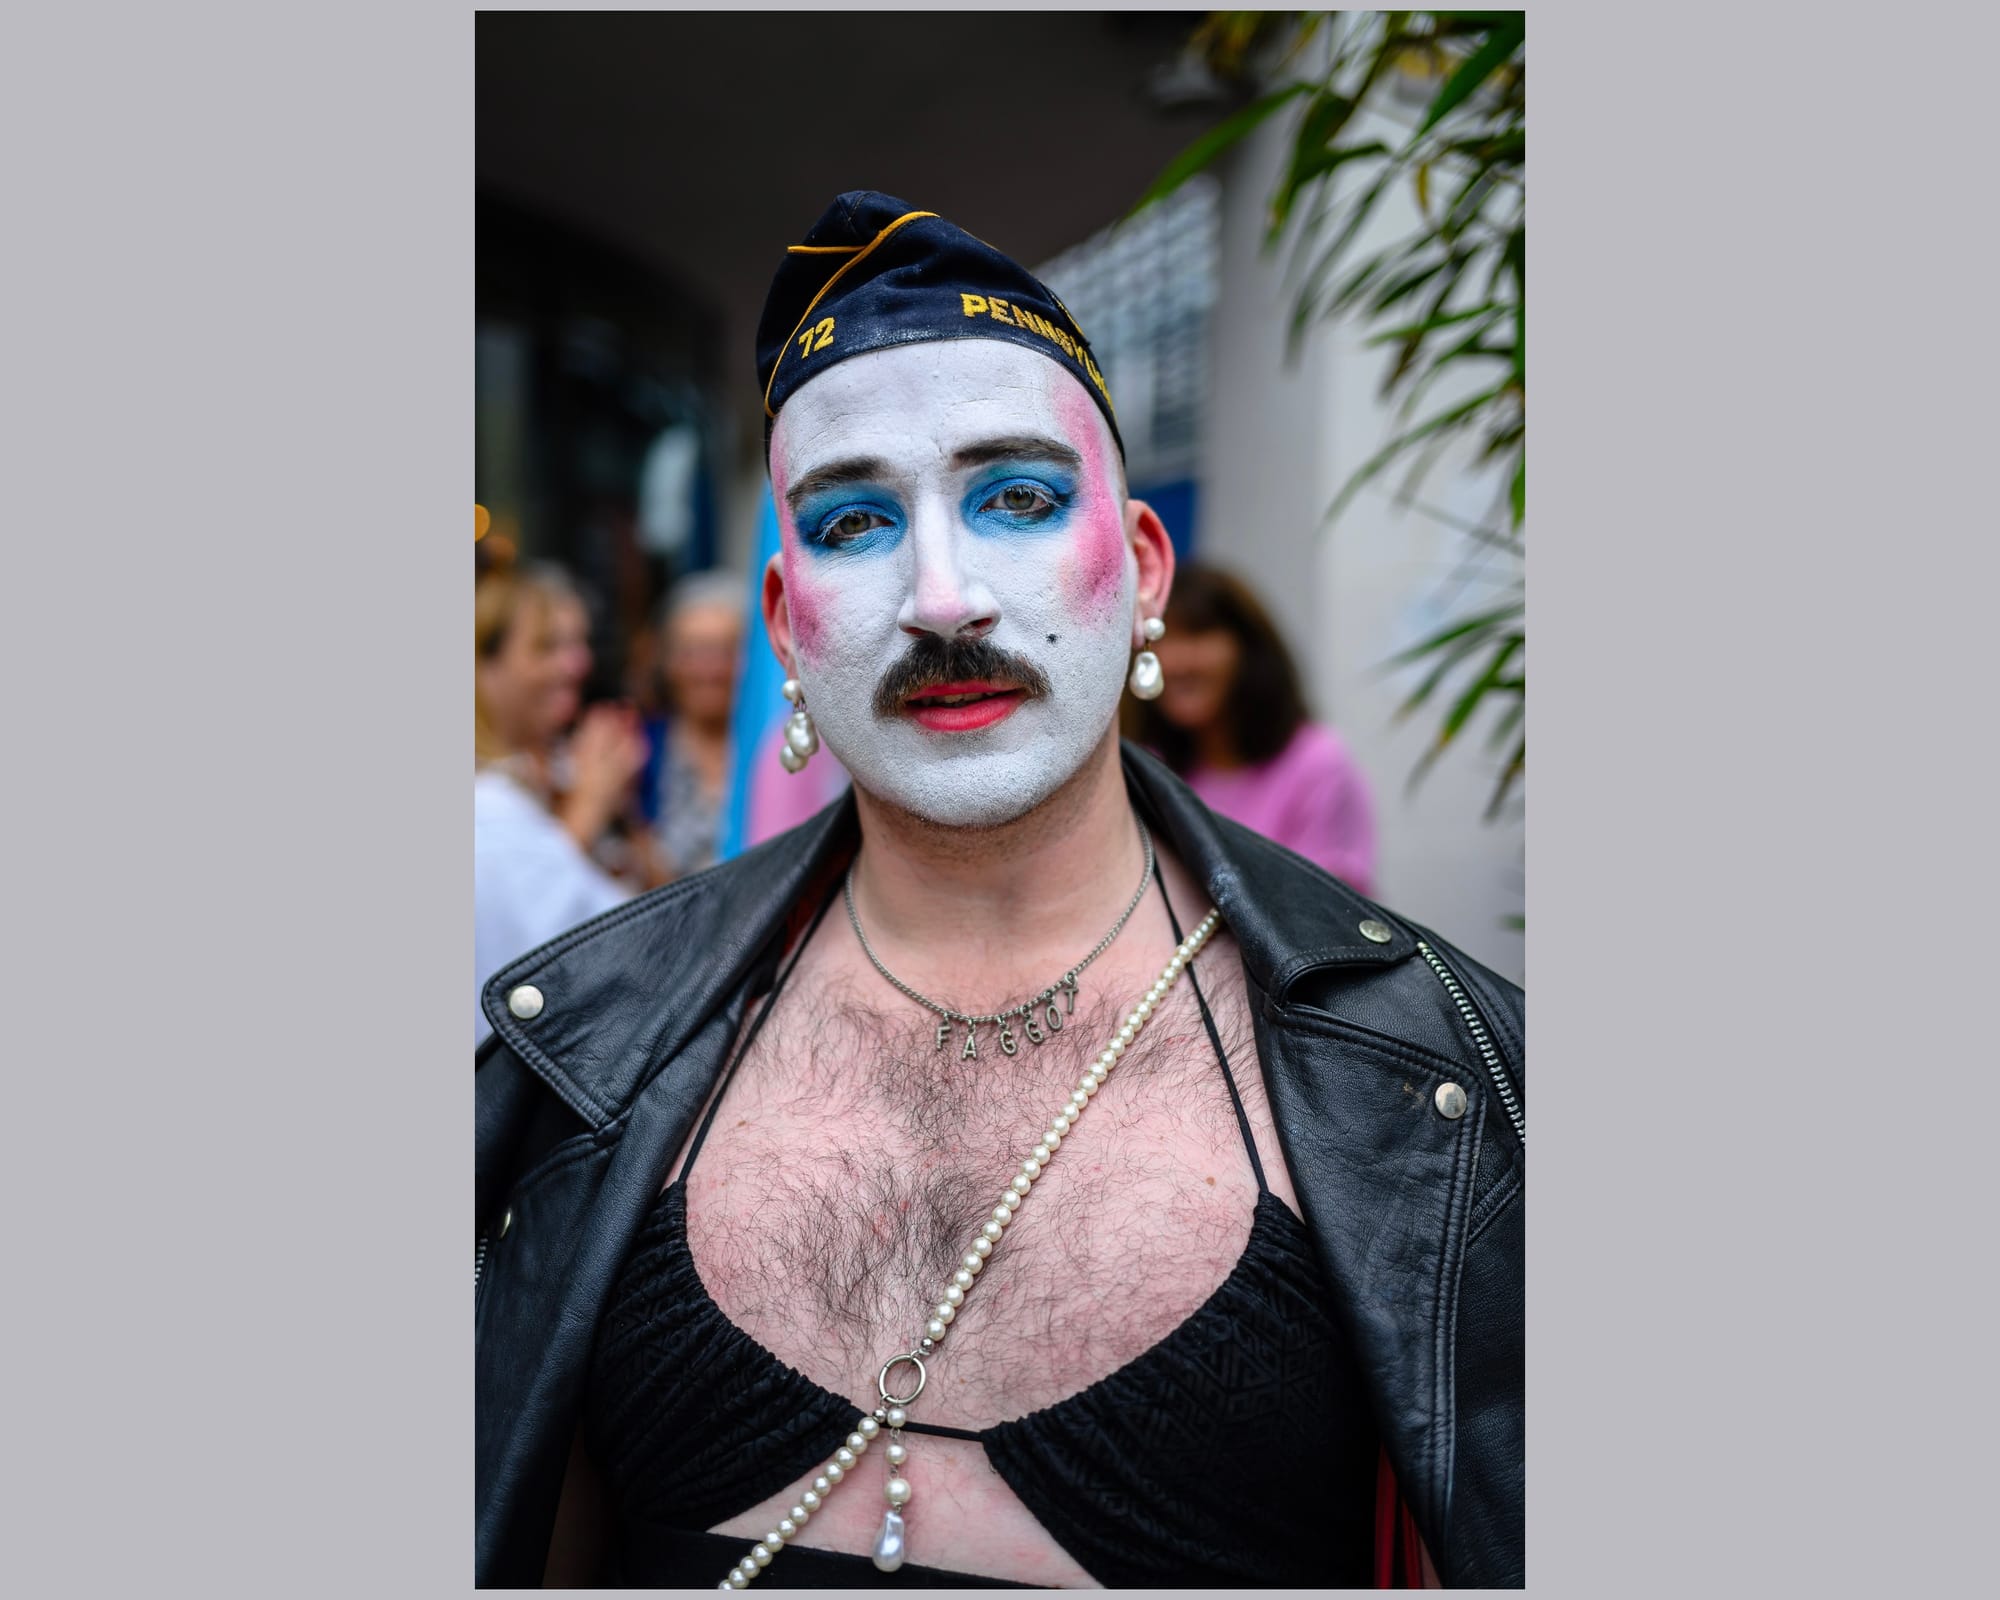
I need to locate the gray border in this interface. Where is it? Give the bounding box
[7,1,1991,1593]
[1531,0,1993,1592]
[7,0,474,1590]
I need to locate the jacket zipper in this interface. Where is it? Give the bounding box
[475,1231,490,1291]
[1416,941,1525,1146]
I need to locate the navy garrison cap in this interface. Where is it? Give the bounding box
[756,190,1123,458]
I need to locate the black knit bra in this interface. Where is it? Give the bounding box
[581,879,1380,1587]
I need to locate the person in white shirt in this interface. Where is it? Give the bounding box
[474,554,643,1046]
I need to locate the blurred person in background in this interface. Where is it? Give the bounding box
[474,550,643,1046]
[638,571,745,881]
[1128,564,1378,897]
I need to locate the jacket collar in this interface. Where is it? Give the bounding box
[482,742,1413,1128]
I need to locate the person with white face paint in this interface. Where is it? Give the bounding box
[475,193,1525,1591]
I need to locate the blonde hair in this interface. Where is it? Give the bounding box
[474,556,581,766]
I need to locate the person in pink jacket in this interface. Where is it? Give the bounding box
[1127,564,1378,896]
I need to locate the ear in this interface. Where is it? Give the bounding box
[1123,499,1176,648]
[760,552,798,677]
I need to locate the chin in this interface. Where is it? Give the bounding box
[832,723,1104,831]
[804,640,1127,830]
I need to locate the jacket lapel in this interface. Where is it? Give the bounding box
[480,794,861,1129]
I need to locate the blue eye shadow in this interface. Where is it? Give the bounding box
[791,487,907,557]
[961,465,1078,536]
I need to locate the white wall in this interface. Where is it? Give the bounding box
[1202,108,1526,985]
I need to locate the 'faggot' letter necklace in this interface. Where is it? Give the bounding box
[843,820,1155,1061]
[716,886,1224,1585]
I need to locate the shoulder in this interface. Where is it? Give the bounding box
[475,772,566,863]
[475,768,540,822]
[475,795,859,1122]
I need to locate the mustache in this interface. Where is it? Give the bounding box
[872,633,1053,718]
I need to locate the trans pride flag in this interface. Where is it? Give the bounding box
[719,485,848,861]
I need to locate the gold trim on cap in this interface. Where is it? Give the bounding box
[764,210,939,418]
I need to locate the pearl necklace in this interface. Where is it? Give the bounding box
[716,904,1223,1588]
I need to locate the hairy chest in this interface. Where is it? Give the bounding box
[675,952,1279,1426]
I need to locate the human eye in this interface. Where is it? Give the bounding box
[807,503,898,550]
[975,478,1067,525]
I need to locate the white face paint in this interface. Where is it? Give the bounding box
[770,340,1136,828]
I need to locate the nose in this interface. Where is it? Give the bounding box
[897,503,998,641]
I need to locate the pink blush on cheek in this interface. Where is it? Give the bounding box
[1048,396,1128,620]
[1053,381,1128,622]
[779,541,829,662]
[1061,500,1127,624]
[769,452,829,661]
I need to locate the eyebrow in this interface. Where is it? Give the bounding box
[951,434,1084,474]
[784,435,1087,513]
[784,456,895,512]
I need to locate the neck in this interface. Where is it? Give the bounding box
[846,729,1146,1004]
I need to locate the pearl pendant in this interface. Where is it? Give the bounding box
[872,1509,907,1573]
[1128,649,1164,700]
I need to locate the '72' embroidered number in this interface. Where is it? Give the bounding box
[798,317,835,357]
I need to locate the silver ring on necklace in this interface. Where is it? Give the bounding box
[878,1351,928,1405]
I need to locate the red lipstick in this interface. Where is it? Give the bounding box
[902,679,1028,733]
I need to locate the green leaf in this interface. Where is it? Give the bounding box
[1509,450,1525,527]
[1394,625,1502,718]
[1130,82,1313,216]
[1445,128,1526,167]
[1484,733,1525,820]
[1392,321,1515,422]
[1478,417,1525,461]
[1295,167,1396,312]
[1365,302,1501,347]
[1270,140,1391,242]
[1438,634,1524,746]
[1414,314,1511,376]
[1441,164,1500,240]
[1382,600,1524,668]
[1415,20,1524,137]
[1328,234,1423,316]
[1296,90,1362,157]
[1326,382,1506,525]
[1484,697,1525,753]
[1391,428,1459,504]
[1368,254,1454,315]
[1368,304,1496,346]
[1385,255,1487,390]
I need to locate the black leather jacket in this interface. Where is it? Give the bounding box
[475,745,1525,1587]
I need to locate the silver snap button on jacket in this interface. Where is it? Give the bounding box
[1434,1082,1468,1120]
[499,1207,514,1237]
[507,984,544,1020]
[1358,919,1393,944]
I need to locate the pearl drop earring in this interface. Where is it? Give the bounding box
[1128,617,1165,700]
[778,678,819,773]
